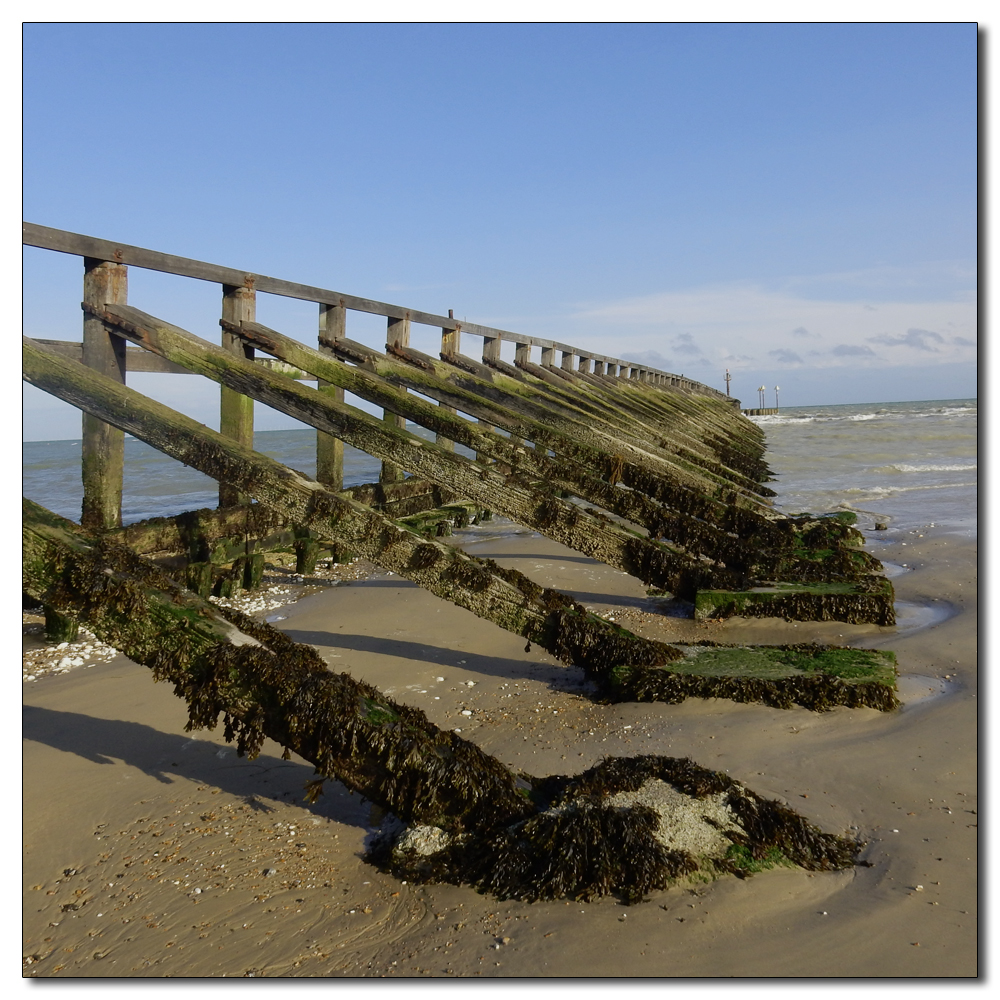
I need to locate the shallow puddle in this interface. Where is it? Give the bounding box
[895,673,956,708]
[892,599,956,634]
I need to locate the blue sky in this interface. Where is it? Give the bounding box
[23,22,977,439]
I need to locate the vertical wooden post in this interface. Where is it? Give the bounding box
[317,302,346,490]
[578,356,592,374]
[482,335,501,364]
[541,346,555,367]
[515,342,531,367]
[441,313,460,357]
[476,335,502,460]
[561,350,575,372]
[437,310,457,452]
[81,257,128,531]
[219,282,256,507]
[381,314,410,483]
[593,359,605,376]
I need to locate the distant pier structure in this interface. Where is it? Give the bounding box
[743,383,780,416]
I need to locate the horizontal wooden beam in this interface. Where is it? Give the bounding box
[23,222,727,398]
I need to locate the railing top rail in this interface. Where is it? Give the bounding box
[24,221,727,398]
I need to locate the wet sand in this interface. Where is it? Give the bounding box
[22,522,977,978]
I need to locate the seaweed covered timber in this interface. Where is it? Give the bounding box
[23,499,866,905]
[23,343,898,713]
[76,301,893,622]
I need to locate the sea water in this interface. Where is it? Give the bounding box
[747,398,977,536]
[21,426,468,526]
[22,399,976,534]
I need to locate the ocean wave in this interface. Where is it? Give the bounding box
[749,403,976,427]
[750,411,892,426]
[882,463,978,474]
[838,481,976,498]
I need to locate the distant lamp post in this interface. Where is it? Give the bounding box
[774,385,780,410]
[758,385,766,408]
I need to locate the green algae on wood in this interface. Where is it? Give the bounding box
[604,642,899,712]
[21,497,532,833]
[22,341,900,714]
[694,578,896,626]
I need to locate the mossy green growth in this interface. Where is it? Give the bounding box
[671,644,897,687]
[363,699,401,726]
[721,844,795,876]
[694,578,895,626]
[604,642,899,712]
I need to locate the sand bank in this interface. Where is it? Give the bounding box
[22,522,977,977]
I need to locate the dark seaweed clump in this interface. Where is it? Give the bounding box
[372,755,864,904]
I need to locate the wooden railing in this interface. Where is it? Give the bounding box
[24,222,726,393]
[24,221,734,532]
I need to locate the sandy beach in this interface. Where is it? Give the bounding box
[22,520,977,978]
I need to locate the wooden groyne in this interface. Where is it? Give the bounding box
[23,222,895,665]
[22,223,893,902]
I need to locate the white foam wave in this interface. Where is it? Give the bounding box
[750,403,976,428]
[889,463,977,473]
[835,481,976,499]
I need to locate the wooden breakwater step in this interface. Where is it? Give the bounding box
[26,325,892,628]
[21,342,900,715]
[23,222,895,640]
[78,303,893,619]
[105,483,482,600]
[24,225,892,605]
[23,498,869,904]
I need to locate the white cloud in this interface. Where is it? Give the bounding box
[869,328,945,351]
[563,279,976,373]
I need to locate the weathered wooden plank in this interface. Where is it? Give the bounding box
[32,340,193,374]
[482,335,501,363]
[316,302,346,490]
[219,284,256,507]
[81,257,128,531]
[381,315,412,483]
[440,309,461,358]
[112,482,464,566]
[436,315,459,452]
